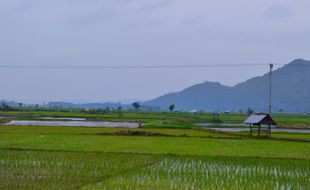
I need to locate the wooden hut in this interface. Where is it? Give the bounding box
[244,113,276,136]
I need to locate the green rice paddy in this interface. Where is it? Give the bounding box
[0,111,309,189]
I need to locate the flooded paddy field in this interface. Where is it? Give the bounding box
[203,127,310,133]
[38,117,86,121]
[195,122,248,127]
[0,149,309,190]
[1,111,309,189]
[5,120,140,128]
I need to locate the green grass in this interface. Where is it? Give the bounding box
[271,132,310,140]
[1,125,309,141]
[0,125,234,138]
[236,131,310,140]
[0,133,309,159]
[1,111,309,127]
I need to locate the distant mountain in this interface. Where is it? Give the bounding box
[145,59,310,113]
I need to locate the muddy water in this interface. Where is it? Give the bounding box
[195,123,247,127]
[6,120,140,128]
[203,127,310,133]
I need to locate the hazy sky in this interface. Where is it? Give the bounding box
[1,0,310,103]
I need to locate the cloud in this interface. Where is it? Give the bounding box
[1,0,310,102]
[139,0,175,12]
[264,5,292,19]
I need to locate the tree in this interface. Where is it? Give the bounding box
[132,102,141,110]
[169,104,175,112]
[0,103,12,111]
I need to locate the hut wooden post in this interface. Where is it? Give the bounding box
[250,124,252,136]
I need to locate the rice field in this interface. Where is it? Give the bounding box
[0,111,309,189]
[0,149,309,190]
[89,157,310,190]
[1,111,310,128]
[0,150,158,190]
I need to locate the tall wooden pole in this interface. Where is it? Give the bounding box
[269,63,273,115]
[268,63,273,136]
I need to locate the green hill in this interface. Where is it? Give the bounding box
[146,59,310,113]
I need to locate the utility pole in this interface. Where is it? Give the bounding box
[269,63,273,116]
[268,63,273,136]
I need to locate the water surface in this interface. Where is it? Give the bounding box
[6,120,140,128]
